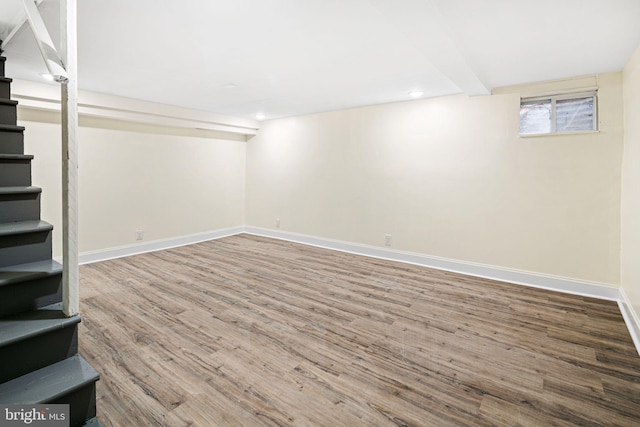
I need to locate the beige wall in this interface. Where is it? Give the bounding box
[622,45,640,319]
[246,73,624,284]
[17,71,626,287]
[20,110,246,258]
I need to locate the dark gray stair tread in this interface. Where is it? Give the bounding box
[0,99,18,106]
[0,154,34,160]
[81,417,104,427]
[0,77,11,83]
[0,220,53,237]
[0,185,42,195]
[0,303,80,348]
[0,123,25,132]
[0,355,99,403]
[0,259,62,287]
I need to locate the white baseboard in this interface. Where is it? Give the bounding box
[619,287,640,357]
[75,226,245,265]
[244,226,620,301]
[69,224,621,301]
[65,224,637,354]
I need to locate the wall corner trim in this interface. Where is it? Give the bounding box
[619,287,640,357]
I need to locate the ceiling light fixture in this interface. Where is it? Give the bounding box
[408,90,424,98]
[256,113,266,120]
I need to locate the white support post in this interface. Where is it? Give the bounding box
[60,0,79,317]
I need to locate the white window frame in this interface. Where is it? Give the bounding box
[519,91,598,136]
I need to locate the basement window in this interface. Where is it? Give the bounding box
[519,91,597,135]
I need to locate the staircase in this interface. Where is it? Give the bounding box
[0,49,101,426]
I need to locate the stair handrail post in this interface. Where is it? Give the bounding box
[21,0,78,316]
[60,0,79,317]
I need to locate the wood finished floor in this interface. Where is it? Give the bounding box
[78,234,640,426]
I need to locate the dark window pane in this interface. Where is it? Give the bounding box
[556,97,594,132]
[520,99,551,134]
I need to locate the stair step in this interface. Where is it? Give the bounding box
[0,303,78,346]
[0,153,34,160]
[0,355,99,402]
[0,186,42,222]
[0,260,63,317]
[0,56,5,77]
[0,220,53,268]
[0,303,80,384]
[0,123,25,133]
[0,259,61,286]
[0,154,32,186]
[0,355,100,426]
[0,98,18,125]
[0,220,52,237]
[0,185,41,195]
[0,76,11,99]
[81,417,104,427]
[0,123,26,154]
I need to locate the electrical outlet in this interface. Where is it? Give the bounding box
[136,230,144,241]
[385,234,392,247]
[276,218,281,228]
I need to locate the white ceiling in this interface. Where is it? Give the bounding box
[1,0,639,121]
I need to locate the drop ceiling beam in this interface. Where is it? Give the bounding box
[369,0,490,96]
[11,79,260,136]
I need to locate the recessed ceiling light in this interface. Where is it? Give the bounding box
[41,73,55,82]
[256,113,266,120]
[408,90,424,98]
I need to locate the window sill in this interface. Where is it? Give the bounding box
[519,130,600,138]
